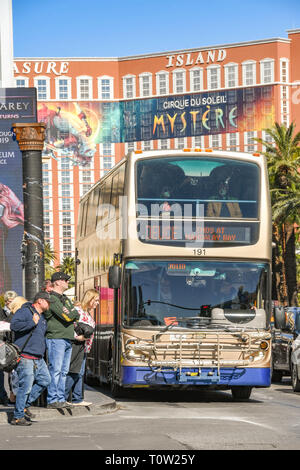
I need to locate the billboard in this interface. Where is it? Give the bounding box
[37,85,274,160]
[0,87,37,294]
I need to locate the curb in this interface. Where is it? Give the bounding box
[0,387,118,425]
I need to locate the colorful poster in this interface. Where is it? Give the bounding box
[37,85,274,156]
[0,88,37,294]
[37,102,120,166]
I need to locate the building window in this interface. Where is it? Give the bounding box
[61,170,71,184]
[62,198,71,210]
[225,63,238,88]
[15,77,28,87]
[280,85,289,126]
[61,184,72,197]
[62,225,72,238]
[209,134,222,149]
[192,135,204,148]
[260,59,274,84]
[62,239,72,254]
[54,76,71,100]
[190,68,203,92]
[158,139,169,150]
[34,77,50,100]
[125,142,136,153]
[60,157,71,170]
[77,76,92,100]
[103,157,113,171]
[244,131,257,153]
[207,66,221,90]
[226,132,239,151]
[62,211,72,224]
[242,61,256,86]
[156,71,169,95]
[44,225,51,240]
[98,76,114,100]
[280,59,289,83]
[123,75,136,99]
[102,142,112,155]
[81,171,92,183]
[139,73,152,97]
[173,70,186,94]
[43,198,51,211]
[175,137,186,149]
[142,140,153,151]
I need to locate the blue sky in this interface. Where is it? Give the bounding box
[12,0,300,58]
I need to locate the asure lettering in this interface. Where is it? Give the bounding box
[14,61,70,76]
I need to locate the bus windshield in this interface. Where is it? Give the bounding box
[124,260,270,328]
[136,157,259,219]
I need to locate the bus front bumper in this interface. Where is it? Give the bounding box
[121,366,271,387]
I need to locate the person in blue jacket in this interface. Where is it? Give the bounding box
[10,291,53,426]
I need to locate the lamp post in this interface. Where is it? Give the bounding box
[12,123,46,300]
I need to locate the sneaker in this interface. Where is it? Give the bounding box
[10,417,32,426]
[72,401,92,406]
[58,401,72,408]
[47,402,61,409]
[24,408,36,419]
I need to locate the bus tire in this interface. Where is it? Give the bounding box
[291,363,300,392]
[108,358,123,398]
[231,386,252,400]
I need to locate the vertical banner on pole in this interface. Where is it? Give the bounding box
[0,88,37,294]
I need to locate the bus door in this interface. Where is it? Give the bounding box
[99,273,114,383]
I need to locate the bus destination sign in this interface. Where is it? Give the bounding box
[137,220,258,247]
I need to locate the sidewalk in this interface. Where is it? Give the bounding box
[0,385,118,424]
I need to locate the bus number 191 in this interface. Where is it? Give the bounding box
[193,249,206,256]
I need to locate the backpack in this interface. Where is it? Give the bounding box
[0,316,36,372]
[0,340,21,372]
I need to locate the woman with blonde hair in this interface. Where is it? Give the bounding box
[65,288,97,406]
[9,296,28,314]
[3,290,18,320]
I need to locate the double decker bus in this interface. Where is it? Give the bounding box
[76,148,272,399]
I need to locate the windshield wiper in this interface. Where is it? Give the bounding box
[145,299,199,311]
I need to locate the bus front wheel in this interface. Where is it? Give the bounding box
[231,386,252,400]
[108,358,123,398]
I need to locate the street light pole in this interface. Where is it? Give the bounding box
[12,122,46,300]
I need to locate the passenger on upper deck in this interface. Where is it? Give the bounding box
[206,177,242,218]
[138,162,185,200]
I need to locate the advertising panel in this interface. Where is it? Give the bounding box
[0,88,37,294]
[37,85,274,158]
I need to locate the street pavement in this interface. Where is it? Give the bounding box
[0,384,117,424]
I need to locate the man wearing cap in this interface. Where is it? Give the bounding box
[10,292,52,426]
[44,271,79,409]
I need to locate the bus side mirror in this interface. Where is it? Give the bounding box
[108,265,121,289]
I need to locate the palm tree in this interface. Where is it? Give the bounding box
[44,242,58,280]
[57,256,75,287]
[257,122,300,305]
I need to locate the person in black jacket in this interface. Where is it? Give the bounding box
[10,291,53,426]
[0,304,9,405]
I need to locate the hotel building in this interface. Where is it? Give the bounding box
[13,29,300,262]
